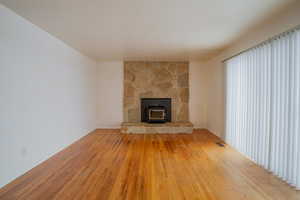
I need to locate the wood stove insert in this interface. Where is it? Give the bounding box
[141,98,171,123]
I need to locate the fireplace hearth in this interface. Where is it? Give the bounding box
[141,98,171,123]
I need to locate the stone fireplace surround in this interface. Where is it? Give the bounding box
[121,61,193,134]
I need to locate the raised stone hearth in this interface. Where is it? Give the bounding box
[121,122,193,134]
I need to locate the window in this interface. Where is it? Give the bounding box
[225,27,300,189]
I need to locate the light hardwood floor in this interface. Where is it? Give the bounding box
[0,129,299,200]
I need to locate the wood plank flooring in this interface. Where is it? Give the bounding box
[0,129,299,200]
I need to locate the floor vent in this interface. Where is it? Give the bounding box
[216,142,225,147]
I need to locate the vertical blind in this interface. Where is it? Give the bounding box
[225,27,300,189]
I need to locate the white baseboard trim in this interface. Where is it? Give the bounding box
[206,128,215,134]
[206,128,223,139]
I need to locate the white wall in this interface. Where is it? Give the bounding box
[0,5,98,187]
[97,61,123,128]
[96,61,208,128]
[205,1,300,139]
[189,62,208,128]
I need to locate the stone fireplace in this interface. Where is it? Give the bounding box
[121,61,193,133]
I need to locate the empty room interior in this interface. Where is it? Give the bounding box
[1,0,300,199]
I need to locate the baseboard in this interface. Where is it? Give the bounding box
[205,128,225,142]
[207,128,219,136]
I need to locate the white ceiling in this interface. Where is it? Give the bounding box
[0,0,295,61]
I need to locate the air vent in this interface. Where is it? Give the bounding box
[216,142,225,147]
